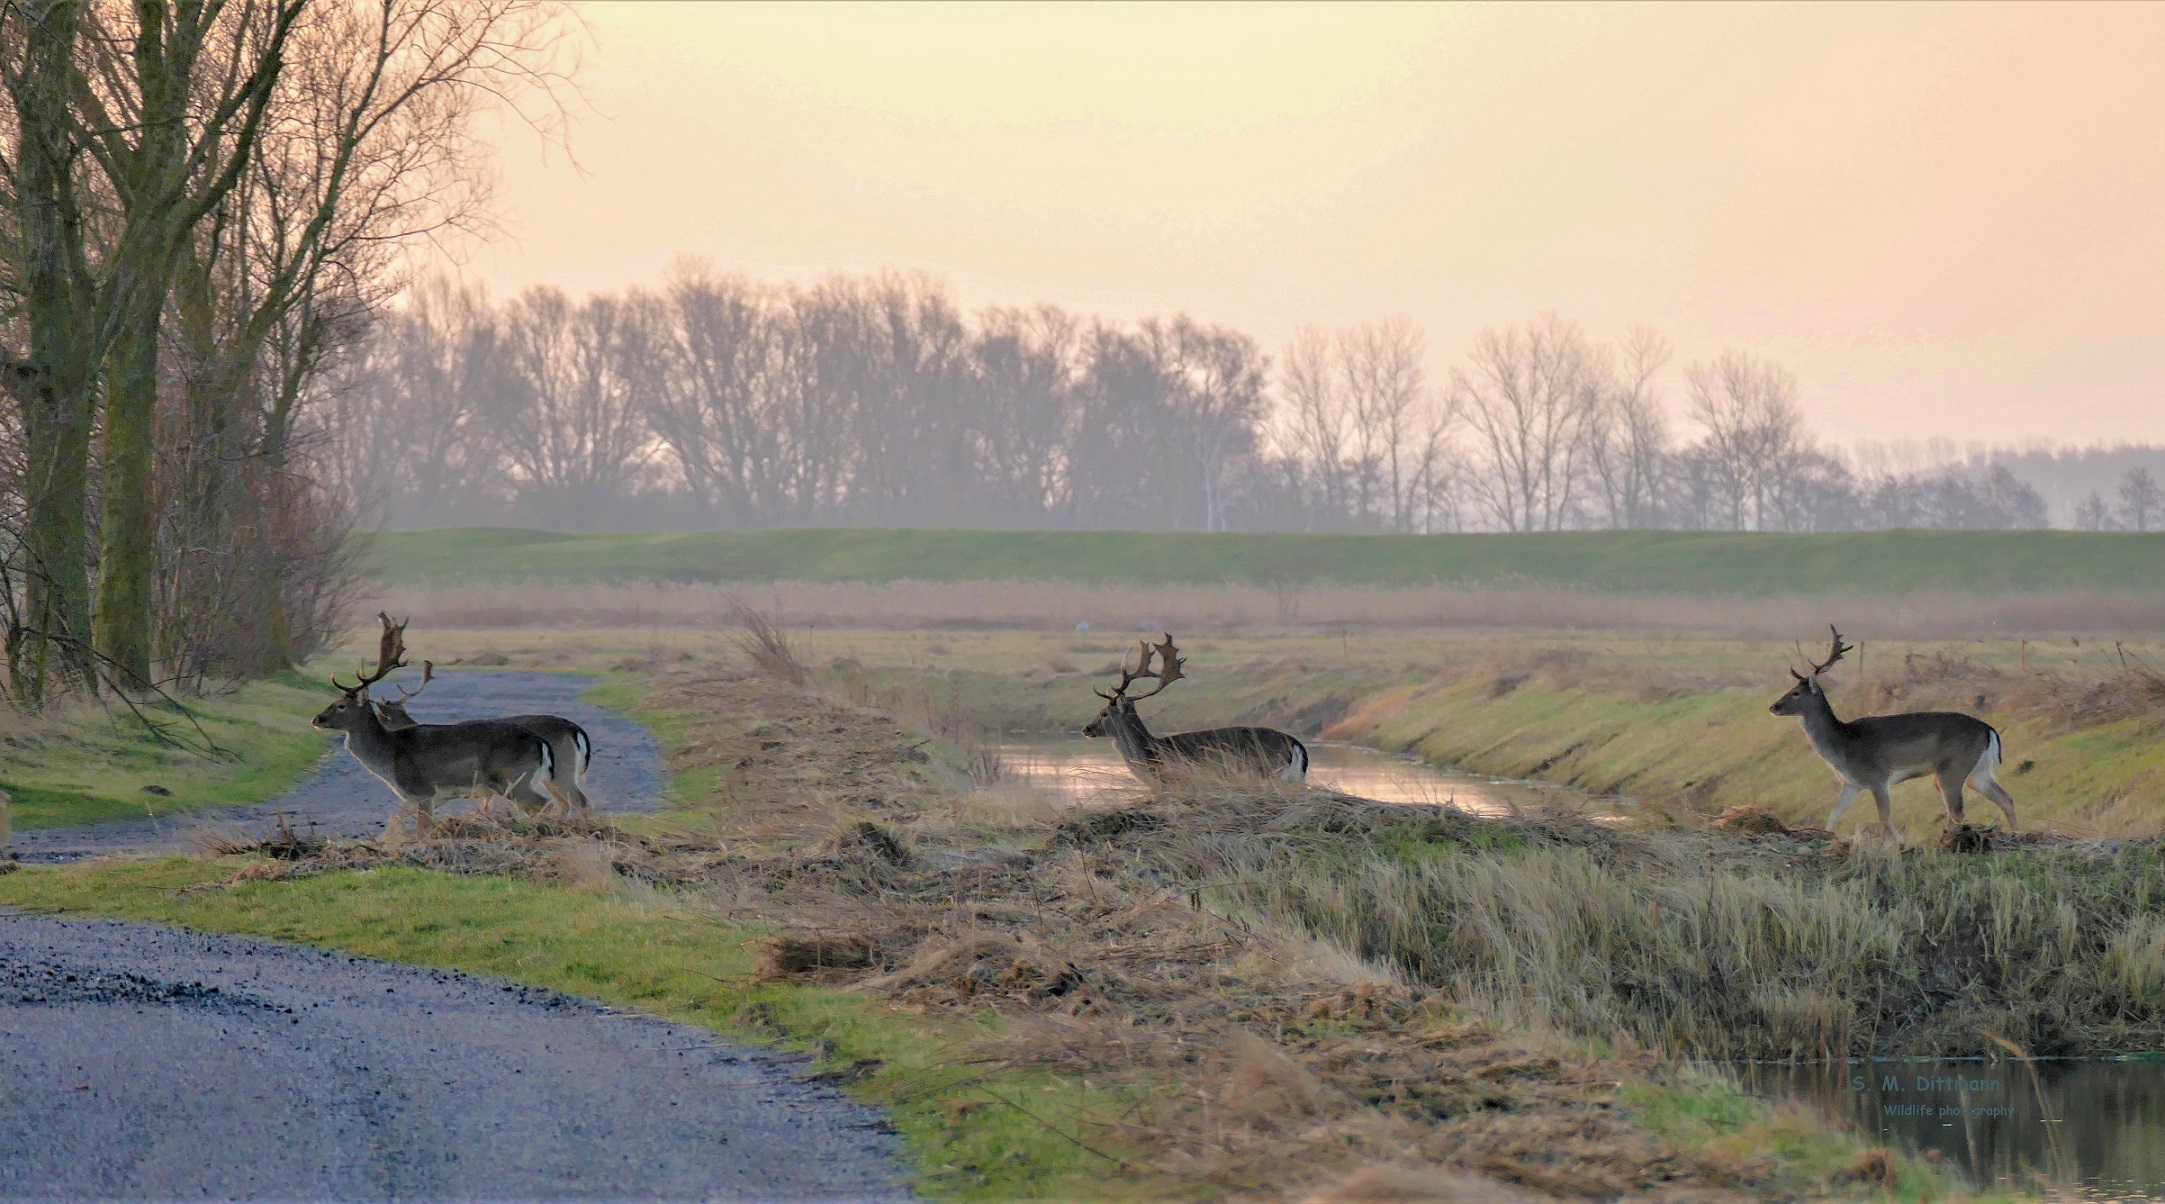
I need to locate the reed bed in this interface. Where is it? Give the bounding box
[1106,784,2165,1061]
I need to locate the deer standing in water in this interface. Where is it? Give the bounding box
[1083,634,1309,784]
[372,661,593,817]
[311,615,584,830]
[1769,626,2017,844]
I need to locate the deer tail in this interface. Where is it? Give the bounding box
[1281,737,1309,781]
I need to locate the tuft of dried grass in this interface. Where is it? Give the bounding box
[755,931,885,980]
[1711,803,1790,836]
[1305,1165,1540,1203]
[727,600,811,687]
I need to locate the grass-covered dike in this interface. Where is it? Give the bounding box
[366,525,2165,595]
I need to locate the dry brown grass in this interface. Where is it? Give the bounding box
[195,654,1966,1196]
[211,661,1868,1196]
[370,579,2165,637]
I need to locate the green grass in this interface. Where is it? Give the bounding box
[0,859,1139,1200]
[0,674,334,830]
[364,526,2165,595]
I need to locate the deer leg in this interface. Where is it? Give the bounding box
[1826,783,1862,828]
[1969,770,2019,832]
[1869,785,1899,846]
[1937,771,1968,827]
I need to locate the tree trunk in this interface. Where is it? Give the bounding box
[20,373,97,697]
[94,302,161,686]
[13,0,98,699]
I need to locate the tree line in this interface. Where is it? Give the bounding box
[0,0,563,703]
[332,268,2135,538]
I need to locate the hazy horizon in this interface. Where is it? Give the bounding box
[443,2,2165,447]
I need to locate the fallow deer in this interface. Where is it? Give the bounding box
[1769,626,2018,844]
[371,660,593,816]
[311,615,574,829]
[1083,634,1309,784]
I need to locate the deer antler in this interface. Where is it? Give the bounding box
[333,612,409,693]
[1807,625,1853,678]
[1097,633,1186,703]
[390,659,434,704]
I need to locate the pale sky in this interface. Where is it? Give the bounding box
[463,1,2165,446]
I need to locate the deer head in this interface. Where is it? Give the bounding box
[372,659,434,729]
[1769,625,1852,716]
[314,613,410,732]
[1083,633,1184,736]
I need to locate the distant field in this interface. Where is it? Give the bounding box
[366,526,2165,595]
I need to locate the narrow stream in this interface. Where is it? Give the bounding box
[1736,1058,2165,1199]
[993,735,1567,814]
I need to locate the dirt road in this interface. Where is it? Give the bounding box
[0,914,911,1199]
[3,671,917,1197]
[14,670,662,863]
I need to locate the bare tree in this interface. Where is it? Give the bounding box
[968,304,1079,525]
[1585,326,1672,529]
[1277,327,1347,526]
[491,286,657,527]
[2074,490,2114,531]
[647,266,777,522]
[1338,316,1430,532]
[2118,466,2159,532]
[1684,350,1808,531]
[1454,313,1600,532]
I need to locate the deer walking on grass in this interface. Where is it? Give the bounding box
[1083,634,1309,784]
[312,615,588,831]
[1770,626,2018,844]
[372,661,593,817]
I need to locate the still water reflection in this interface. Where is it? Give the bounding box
[1736,1058,2165,1199]
[993,735,1563,814]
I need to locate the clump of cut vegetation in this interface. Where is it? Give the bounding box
[195,807,718,891]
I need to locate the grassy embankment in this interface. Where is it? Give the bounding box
[771,628,2162,840]
[831,631,2165,1061]
[367,526,2165,595]
[0,674,332,830]
[0,657,1965,1199]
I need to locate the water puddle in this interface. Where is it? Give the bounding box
[992,736,1567,815]
[1736,1058,2165,1198]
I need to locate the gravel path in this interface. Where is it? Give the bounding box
[0,914,911,1200]
[14,670,664,863]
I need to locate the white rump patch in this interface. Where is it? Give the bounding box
[1969,729,2004,783]
[1279,741,1310,781]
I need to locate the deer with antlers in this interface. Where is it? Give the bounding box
[1770,626,2017,842]
[371,661,593,817]
[1083,634,1309,784]
[311,615,584,829]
